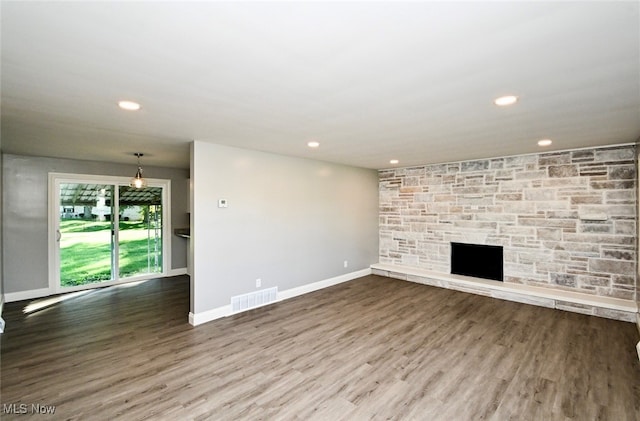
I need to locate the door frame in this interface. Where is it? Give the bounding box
[48,172,172,294]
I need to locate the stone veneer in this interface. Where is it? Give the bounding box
[379,144,637,302]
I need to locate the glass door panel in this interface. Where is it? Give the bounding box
[118,186,163,278]
[59,183,115,287]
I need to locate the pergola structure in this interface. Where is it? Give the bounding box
[59,184,162,206]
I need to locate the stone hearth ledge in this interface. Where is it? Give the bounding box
[371,263,637,322]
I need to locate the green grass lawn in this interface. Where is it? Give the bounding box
[60,219,162,287]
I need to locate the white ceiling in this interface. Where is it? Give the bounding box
[2,1,639,170]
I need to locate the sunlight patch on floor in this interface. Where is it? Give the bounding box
[23,290,93,314]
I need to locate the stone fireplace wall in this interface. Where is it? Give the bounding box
[379,145,637,301]
[636,144,640,330]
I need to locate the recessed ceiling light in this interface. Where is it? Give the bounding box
[307,141,320,148]
[538,139,553,147]
[118,100,141,111]
[494,95,518,106]
[390,159,399,165]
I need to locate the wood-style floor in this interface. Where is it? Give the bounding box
[2,275,639,420]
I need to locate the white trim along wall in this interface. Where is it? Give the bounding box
[189,268,371,326]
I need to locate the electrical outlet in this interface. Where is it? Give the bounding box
[344,260,348,268]
[256,278,261,288]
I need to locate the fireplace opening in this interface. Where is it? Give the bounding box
[451,242,503,282]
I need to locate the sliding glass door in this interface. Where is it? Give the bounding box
[118,186,163,279]
[51,175,169,293]
[58,183,115,287]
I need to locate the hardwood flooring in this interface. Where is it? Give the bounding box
[1,275,639,420]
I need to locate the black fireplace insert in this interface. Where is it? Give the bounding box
[451,242,503,282]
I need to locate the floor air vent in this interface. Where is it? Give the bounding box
[231,287,278,313]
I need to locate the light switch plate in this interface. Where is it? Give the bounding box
[218,199,228,208]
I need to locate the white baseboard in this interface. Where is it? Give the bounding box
[5,270,189,303]
[278,268,371,301]
[188,268,372,327]
[167,267,188,277]
[5,287,52,303]
[189,305,231,326]
[0,294,4,333]
[371,263,638,322]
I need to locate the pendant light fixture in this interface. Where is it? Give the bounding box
[130,153,148,188]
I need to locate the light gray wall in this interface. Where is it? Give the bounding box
[2,154,189,294]
[191,142,379,314]
[0,145,4,314]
